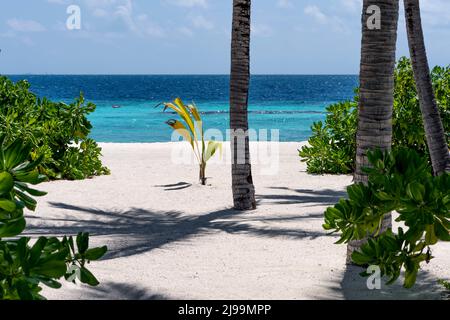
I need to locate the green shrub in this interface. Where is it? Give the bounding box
[299,101,357,174]
[0,136,107,300]
[323,148,450,288]
[0,76,110,180]
[60,139,109,180]
[300,57,450,174]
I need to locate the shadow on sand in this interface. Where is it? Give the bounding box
[154,182,193,191]
[257,187,347,206]
[58,282,169,300]
[25,202,326,260]
[320,264,444,300]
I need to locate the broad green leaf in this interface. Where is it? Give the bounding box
[404,267,418,289]
[0,171,14,195]
[0,199,17,212]
[80,267,100,286]
[37,277,62,289]
[376,191,394,201]
[16,280,34,301]
[434,221,450,241]
[325,207,342,218]
[31,260,67,278]
[15,189,37,211]
[351,250,373,265]
[0,217,26,238]
[4,140,29,170]
[11,155,44,173]
[14,171,47,185]
[84,246,108,261]
[76,232,89,254]
[29,237,48,266]
[425,225,438,245]
[14,182,47,197]
[347,184,364,203]
[406,182,425,202]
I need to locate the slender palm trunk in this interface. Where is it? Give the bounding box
[199,162,206,185]
[230,0,256,210]
[347,0,399,263]
[404,0,450,175]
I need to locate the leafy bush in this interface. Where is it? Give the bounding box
[59,139,109,180]
[0,136,107,300]
[0,76,110,180]
[323,148,450,288]
[299,101,357,174]
[300,57,450,174]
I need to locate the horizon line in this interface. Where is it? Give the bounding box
[5,73,359,77]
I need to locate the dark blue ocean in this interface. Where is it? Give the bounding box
[7,75,358,142]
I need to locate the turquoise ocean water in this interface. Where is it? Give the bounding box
[8,75,358,142]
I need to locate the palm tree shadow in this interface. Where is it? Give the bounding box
[84,282,168,300]
[154,182,192,191]
[54,282,169,300]
[257,187,347,206]
[324,264,444,300]
[24,202,326,260]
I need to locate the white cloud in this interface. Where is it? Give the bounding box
[334,0,449,29]
[277,0,293,9]
[304,5,348,33]
[92,8,109,17]
[190,15,214,30]
[114,1,165,37]
[304,5,328,24]
[46,0,69,4]
[6,19,46,32]
[178,26,194,37]
[165,0,208,8]
[115,0,138,33]
[251,23,273,37]
[51,0,166,38]
[339,0,362,13]
[84,0,119,9]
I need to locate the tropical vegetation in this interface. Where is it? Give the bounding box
[0,76,110,180]
[299,58,450,175]
[404,0,450,175]
[0,136,107,300]
[320,0,450,278]
[323,148,450,288]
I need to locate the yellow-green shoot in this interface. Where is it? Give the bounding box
[161,98,222,185]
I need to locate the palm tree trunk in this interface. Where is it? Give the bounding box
[404,0,450,175]
[229,0,256,210]
[199,162,206,185]
[347,0,400,263]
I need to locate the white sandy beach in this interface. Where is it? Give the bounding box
[24,142,450,300]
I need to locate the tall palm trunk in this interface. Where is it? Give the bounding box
[404,0,450,175]
[347,0,400,263]
[229,0,256,210]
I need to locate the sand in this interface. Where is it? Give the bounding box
[24,142,450,300]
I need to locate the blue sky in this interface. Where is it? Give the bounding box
[1,0,449,74]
